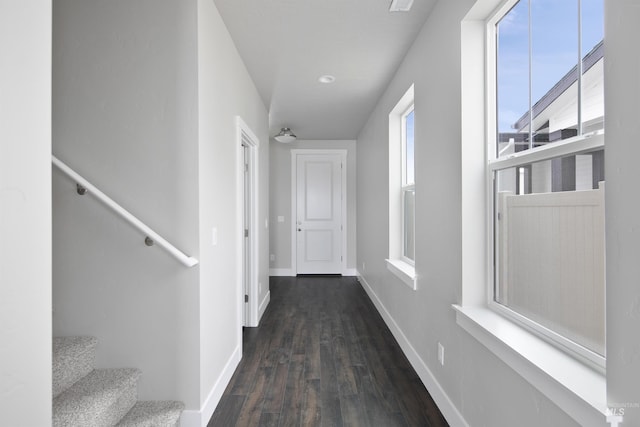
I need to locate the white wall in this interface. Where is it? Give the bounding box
[52,0,201,408]
[605,1,640,424]
[195,0,269,423]
[356,0,596,425]
[0,1,52,425]
[269,140,357,275]
[52,2,270,425]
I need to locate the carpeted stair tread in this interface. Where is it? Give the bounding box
[53,336,98,398]
[117,400,185,427]
[53,368,141,427]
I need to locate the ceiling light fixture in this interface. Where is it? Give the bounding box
[274,127,297,143]
[318,75,336,84]
[389,0,414,12]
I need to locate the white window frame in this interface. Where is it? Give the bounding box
[455,1,608,425]
[401,105,415,266]
[488,136,605,371]
[487,0,605,372]
[386,84,417,290]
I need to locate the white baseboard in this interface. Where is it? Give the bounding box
[180,345,242,427]
[342,268,358,276]
[269,268,294,276]
[258,290,270,322]
[358,274,469,427]
[270,268,358,276]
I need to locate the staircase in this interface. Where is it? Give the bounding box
[53,336,184,427]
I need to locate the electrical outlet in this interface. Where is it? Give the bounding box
[362,262,366,272]
[438,342,445,366]
[270,254,275,262]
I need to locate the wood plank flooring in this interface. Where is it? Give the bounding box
[208,276,448,427]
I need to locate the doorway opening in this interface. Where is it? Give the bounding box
[237,117,260,327]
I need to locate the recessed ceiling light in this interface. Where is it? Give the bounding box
[318,75,336,84]
[389,0,414,12]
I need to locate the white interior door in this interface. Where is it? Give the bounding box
[296,153,343,274]
[242,143,250,325]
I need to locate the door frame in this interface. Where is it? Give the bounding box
[236,116,260,327]
[290,149,347,275]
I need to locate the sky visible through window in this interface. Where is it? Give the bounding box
[405,109,414,185]
[496,0,603,133]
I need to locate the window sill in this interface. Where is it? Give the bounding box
[385,259,416,290]
[453,304,608,427]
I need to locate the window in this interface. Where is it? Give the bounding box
[387,85,416,290]
[402,107,415,263]
[457,1,607,423]
[490,0,605,368]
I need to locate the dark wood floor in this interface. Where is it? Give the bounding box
[208,276,448,427]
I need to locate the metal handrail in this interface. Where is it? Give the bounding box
[52,155,199,267]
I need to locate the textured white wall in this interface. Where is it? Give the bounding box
[52,1,270,423]
[269,140,357,274]
[356,0,600,425]
[197,0,269,423]
[0,1,52,425]
[52,0,201,408]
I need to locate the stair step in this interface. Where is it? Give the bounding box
[53,368,141,427]
[53,336,98,398]
[117,401,185,427]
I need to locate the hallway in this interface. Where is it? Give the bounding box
[208,276,448,427]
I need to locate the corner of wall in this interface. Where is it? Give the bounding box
[180,345,242,427]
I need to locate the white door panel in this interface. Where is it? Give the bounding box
[303,230,334,261]
[296,153,342,274]
[304,162,334,220]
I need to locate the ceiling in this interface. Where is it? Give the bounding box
[213,0,437,140]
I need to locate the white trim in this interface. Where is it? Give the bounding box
[342,268,358,277]
[235,125,244,365]
[290,153,297,275]
[358,275,469,427]
[290,149,348,275]
[258,290,270,322]
[453,305,607,427]
[269,267,357,277]
[236,116,260,148]
[489,132,605,171]
[385,259,417,290]
[489,299,605,372]
[461,17,489,307]
[389,85,416,267]
[269,268,295,277]
[180,345,242,427]
[52,155,199,268]
[237,116,260,327]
